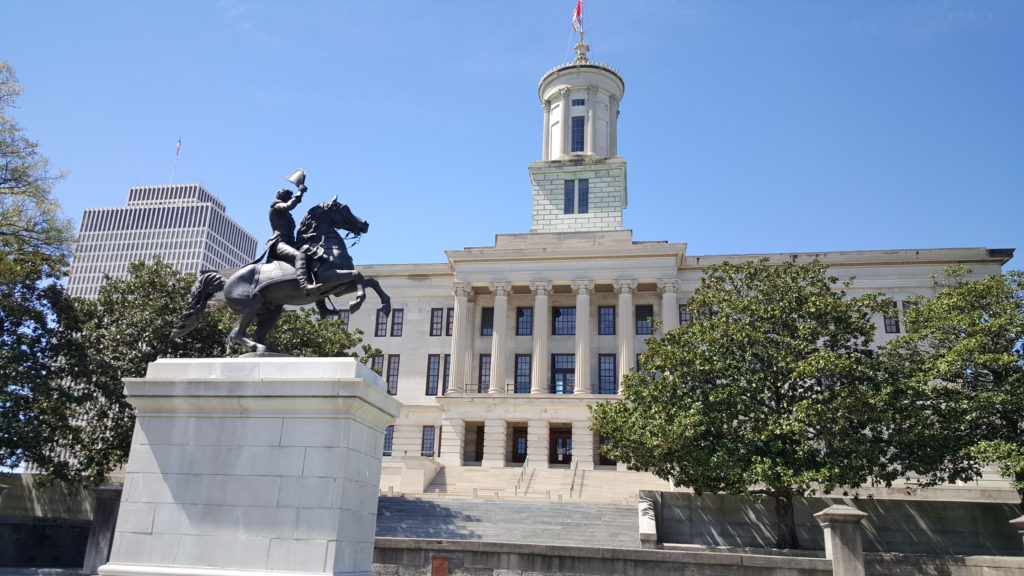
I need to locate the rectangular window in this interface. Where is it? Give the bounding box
[336,309,351,331]
[442,354,451,394]
[551,354,575,394]
[383,425,394,457]
[564,180,575,214]
[481,307,494,336]
[552,306,576,335]
[884,302,901,334]
[516,307,533,336]
[375,309,388,337]
[571,116,585,152]
[386,355,400,395]
[578,179,588,214]
[370,355,384,375]
[636,304,655,335]
[446,307,454,336]
[477,354,491,394]
[598,306,616,335]
[599,354,617,394]
[679,304,692,324]
[390,308,404,337]
[514,354,532,394]
[421,426,436,457]
[571,98,585,106]
[425,354,441,396]
[429,308,444,336]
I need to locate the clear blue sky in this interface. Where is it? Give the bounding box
[4,1,1022,270]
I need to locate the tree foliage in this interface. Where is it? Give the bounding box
[882,267,1024,505]
[0,61,72,472]
[262,306,380,362]
[591,260,894,548]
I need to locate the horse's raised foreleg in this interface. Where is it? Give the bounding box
[362,276,391,318]
[347,271,367,314]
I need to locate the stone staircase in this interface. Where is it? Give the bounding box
[422,464,676,503]
[376,496,641,549]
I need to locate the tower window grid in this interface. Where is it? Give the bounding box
[514,354,532,394]
[478,354,492,394]
[385,355,400,395]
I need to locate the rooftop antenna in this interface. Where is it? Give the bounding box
[170,138,181,185]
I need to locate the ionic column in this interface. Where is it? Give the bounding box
[482,419,507,468]
[530,281,552,394]
[560,88,571,157]
[658,279,681,335]
[572,280,594,394]
[488,282,511,394]
[609,95,619,157]
[449,283,471,394]
[541,100,551,161]
[585,86,597,155]
[614,280,637,379]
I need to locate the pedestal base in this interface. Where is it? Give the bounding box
[99,357,400,576]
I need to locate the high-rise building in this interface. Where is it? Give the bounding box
[66,184,258,298]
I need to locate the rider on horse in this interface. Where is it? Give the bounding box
[269,173,319,294]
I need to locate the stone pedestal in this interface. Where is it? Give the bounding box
[98,357,401,576]
[83,483,123,575]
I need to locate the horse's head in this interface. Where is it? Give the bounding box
[322,196,369,236]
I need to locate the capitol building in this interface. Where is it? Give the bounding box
[330,39,1014,495]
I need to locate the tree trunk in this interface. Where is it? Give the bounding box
[773,492,801,549]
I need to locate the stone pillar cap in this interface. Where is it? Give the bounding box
[814,504,869,525]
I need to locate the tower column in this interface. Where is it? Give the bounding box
[610,94,619,157]
[585,86,597,155]
[449,283,471,394]
[658,279,681,335]
[572,280,594,394]
[530,281,552,394]
[560,88,571,157]
[488,282,511,394]
[614,280,637,379]
[541,100,551,162]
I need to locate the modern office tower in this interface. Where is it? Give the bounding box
[66,184,258,298]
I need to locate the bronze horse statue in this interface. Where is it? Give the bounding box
[172,197,390,353]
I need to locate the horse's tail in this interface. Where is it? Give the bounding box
[171,272,227,338]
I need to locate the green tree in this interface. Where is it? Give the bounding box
[263,306,380,362]
[883,267,1024,507]
[591,260,894,549]
[0,61,73,471]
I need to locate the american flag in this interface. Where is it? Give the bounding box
[572,0,583,33]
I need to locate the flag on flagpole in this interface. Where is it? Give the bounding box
[175,138,181,156]
[572,0,583,33]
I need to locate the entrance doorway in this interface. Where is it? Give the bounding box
[549,429,573,465]
[512,427,528,463]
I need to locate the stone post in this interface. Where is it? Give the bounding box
[449,283,471,394]
[82,483,123,576]
[437,418,465,467]
[572,280,593,394]
[814,505,869,576]
[530,282,552,394]
[572,420,594,470]
[488,282,511,394]
[98,357,401,576]
[1010,515,1024,552]
[527,420,550,470]
[614,280,637,379]
[657,279,680,334]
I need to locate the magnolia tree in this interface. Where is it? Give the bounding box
[591,260,896,549]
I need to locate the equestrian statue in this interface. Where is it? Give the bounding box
[171,169,390,354]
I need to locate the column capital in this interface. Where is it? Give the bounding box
[587,85,598,96]
[613,279,637,294]
[529,281,553,296]
[657,279,681,294]
[571,280,595,295]
[453,282,472,298]
[560,87,571,99]
[542,100,552,112]
[489,282,511,297]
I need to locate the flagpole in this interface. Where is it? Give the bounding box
[170,138,181,185]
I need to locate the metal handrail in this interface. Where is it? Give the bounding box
[513,456,530,496]
[568,456,580,498]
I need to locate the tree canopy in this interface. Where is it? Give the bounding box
[882,267,1024,506]
[591,260,894,548]
[0,61,72,472]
